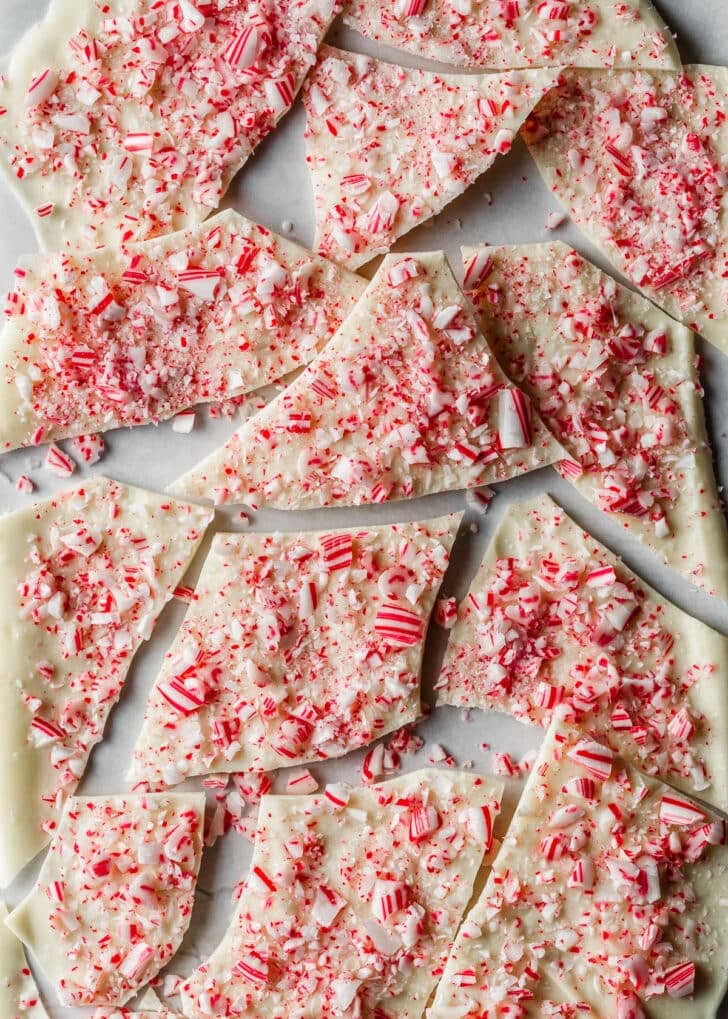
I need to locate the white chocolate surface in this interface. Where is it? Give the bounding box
[525,65,728,356]
[0,0,338,251]
[0,902,49,1019]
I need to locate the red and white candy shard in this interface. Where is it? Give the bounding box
[524,66,728,357]
[6,793,204,1007]
[0,0,338,250]
[343,0,679,71]
[169,251,563,507]
[180,769,502,1019]
[430,721,728,1019]
[437,494,728,811]
[0,476,211,888]
[463,241,728,598]
[0,902,50,1019]
[128,517,459,785]
[0,209,364,452]
[303,46,559,268]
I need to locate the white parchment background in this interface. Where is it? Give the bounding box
[1,0,727,1015]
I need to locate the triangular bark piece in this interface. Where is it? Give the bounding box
[180,770,502,1019]
[0,0,338,250]
[303,46,559,268]
[0,210,364,452]
[0,476,211,887]
[343,0,679,71]
[93,989,184,1019]
[437,494,728,811]
[129,516,460,786]
[524,66,728,355]
[431,720,728,1019]
[135,990,165,1011]
[7,792,204,1007]
[462,241,728,598]
[169,251,564,507]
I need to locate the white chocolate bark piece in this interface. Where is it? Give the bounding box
[343,0,679,72]
[7,792,204,1007]
[463,242,728,598]
[0,476,211,888]
[524,66,728,355]
[0,210,364,452]
[97,1010,182,1019]
[169,251,564,507]
[430,721,728,1019]
[0,0,337,251]
[303,46,559,269]
[91,1009,181,1019]
[129,516,460,786]
[181,769,503,1019]
[438,494,728,811]
[91,989,184,1019]
[0,903,49,1019]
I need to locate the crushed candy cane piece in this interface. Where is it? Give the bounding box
[361,744,385,784]
[285,769,318,794]
[435,597,458,629]
[492,752,518,778]
[72,434,104,466]
[25,69,58,109]
[409,805,441,843]
[660,794,706,828]
[15,474,34,493]
[172,413,196,435]
[44,444,76,478]
[567,740,613,781]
